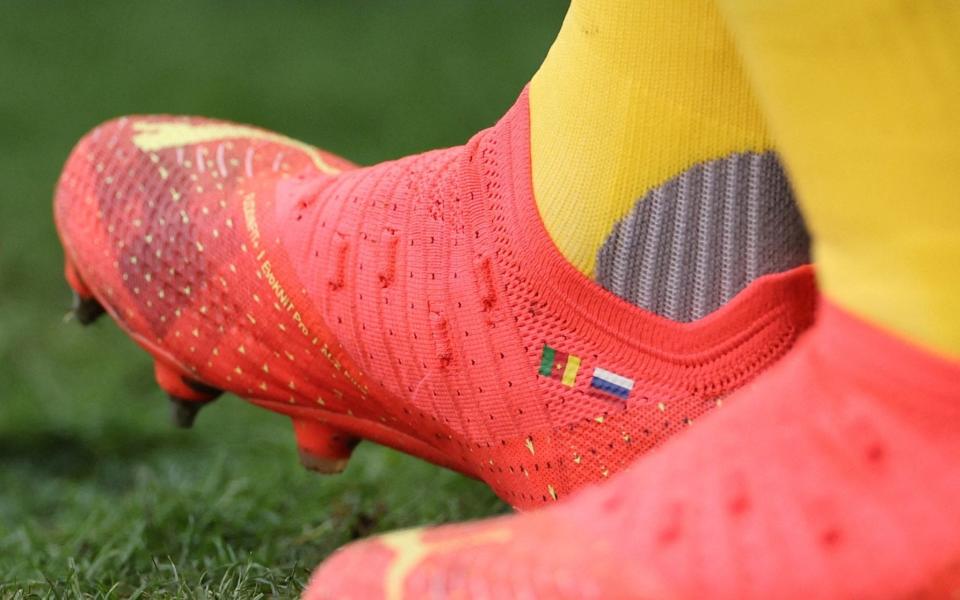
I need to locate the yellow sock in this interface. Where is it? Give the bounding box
[530,0,772,277]
[717,0,960,357]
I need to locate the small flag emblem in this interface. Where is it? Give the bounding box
[538,344,581,387]
[590,367,634,399]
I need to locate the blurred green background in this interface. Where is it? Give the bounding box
[0,2,566,596]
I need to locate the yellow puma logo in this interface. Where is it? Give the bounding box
[379,525,512,600]
[131,120,341,175]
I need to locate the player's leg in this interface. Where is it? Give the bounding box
[718,0,960,358]
[532,0,809,322]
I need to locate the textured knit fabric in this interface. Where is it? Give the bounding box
[716,0,960,357]
[306,299,960,599]
[595,151,809,322]
[54,90,815,509]
[529,0,774,281]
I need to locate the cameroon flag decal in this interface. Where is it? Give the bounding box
[538,344,581,387]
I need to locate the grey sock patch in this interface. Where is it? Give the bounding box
[595,151,809,322]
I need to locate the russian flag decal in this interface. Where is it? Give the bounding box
[590,367,634,399]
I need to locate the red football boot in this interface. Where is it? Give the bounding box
[305,300,960,600]
[54,90,814,508]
